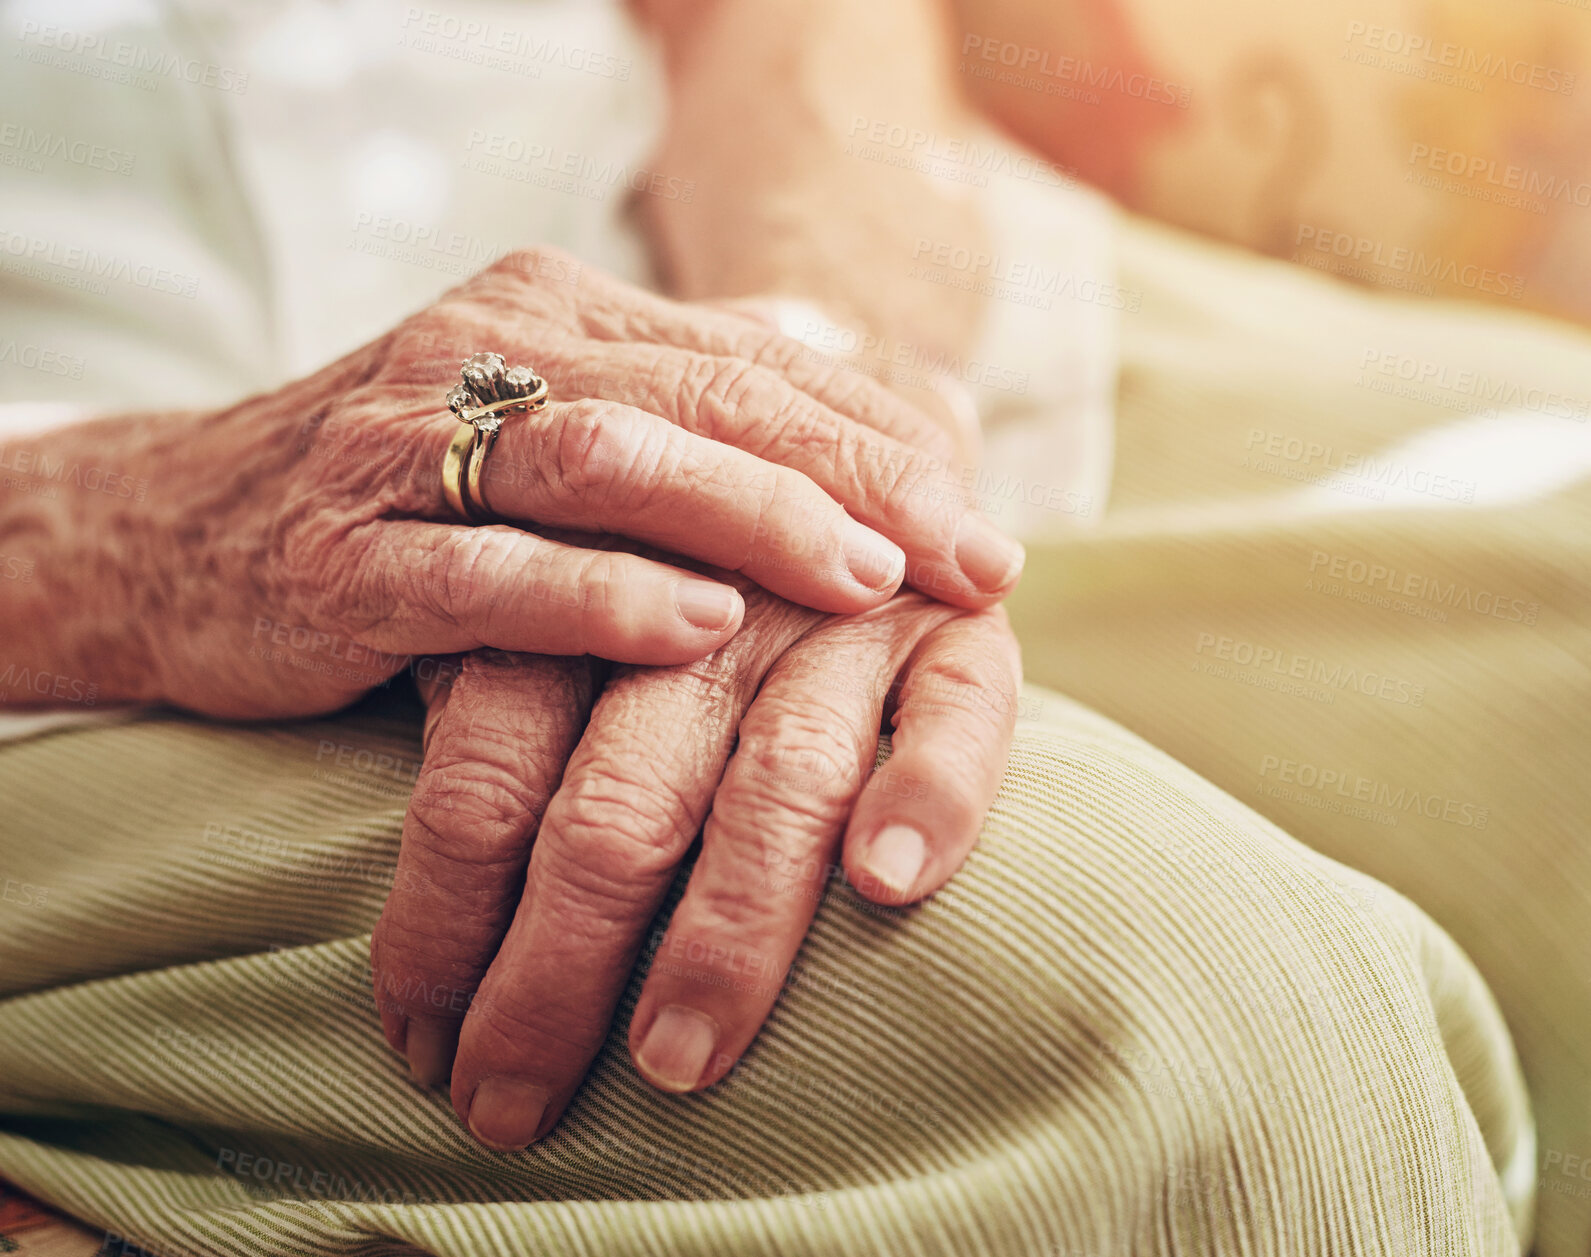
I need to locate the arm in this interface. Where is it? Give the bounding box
[0,414,165,709]
[0,251,1017,717]
[636,0,995,427]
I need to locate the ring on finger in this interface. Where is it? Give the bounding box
[441,351,550,522]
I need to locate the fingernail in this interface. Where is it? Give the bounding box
[673,580,741,632]
[842,521,906,591]
[860,823,927,895]
[955,515,1024,592]
[405,1017,456,1089]
[467,1077,551,1151]
[636,1005,719,1092]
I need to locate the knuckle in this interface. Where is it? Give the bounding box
[551,768,699,884]
[370,925,487,1019]
[673,884,790,959]
[565,549,617,630]
[861,440,936,518]
[546,401,630,500]
[656,351,723,438]
[407,755,547,858]
[701,355,763,412]
[427,529,516,625]
[282,521,364,622]
[849,375,956,459]
[453,247,580,322]
[638,344,695,406]
[708,360,820,446]
[744,712,860,804]
[903,648,1016,728]
[648,660,743,741]
[723,700,863,830]
[467,982,611,1063]
[735,324,801,373]
[486,246,574,292]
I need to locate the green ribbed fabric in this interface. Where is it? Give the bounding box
[0,691,1527,1256]
[1008,216,1591,1257]
[2,212,1570,1254]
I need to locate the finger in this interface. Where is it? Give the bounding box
[843,607,1020,905]
[370,651,596,1088]
[703,298,985,464]
[544,341,1025,607]
[460,398,906,611]
[573,287,957,459]
[453,249,951,459]
[626,599,954,1093]
[346,519,746,664]
[447,605,816,1150]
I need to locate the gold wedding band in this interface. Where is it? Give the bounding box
[441,352,549,521]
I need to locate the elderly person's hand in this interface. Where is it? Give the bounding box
[371,584,1020,1149]
[636,0,996,458]
[0,249,1024,720]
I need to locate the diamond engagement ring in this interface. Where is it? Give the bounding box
[441,352,550,522]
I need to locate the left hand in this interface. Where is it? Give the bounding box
[370,586,1020,1149]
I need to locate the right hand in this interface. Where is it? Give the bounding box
[371,582,1022,1148]
[60,248,1022,719]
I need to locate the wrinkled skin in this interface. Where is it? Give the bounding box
[13,248,1022,721]
[372,584,1020,1150]
[364,2,1034,1150]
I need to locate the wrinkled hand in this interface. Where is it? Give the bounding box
[371,587,1020,1149]
[57,248,1022,720]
